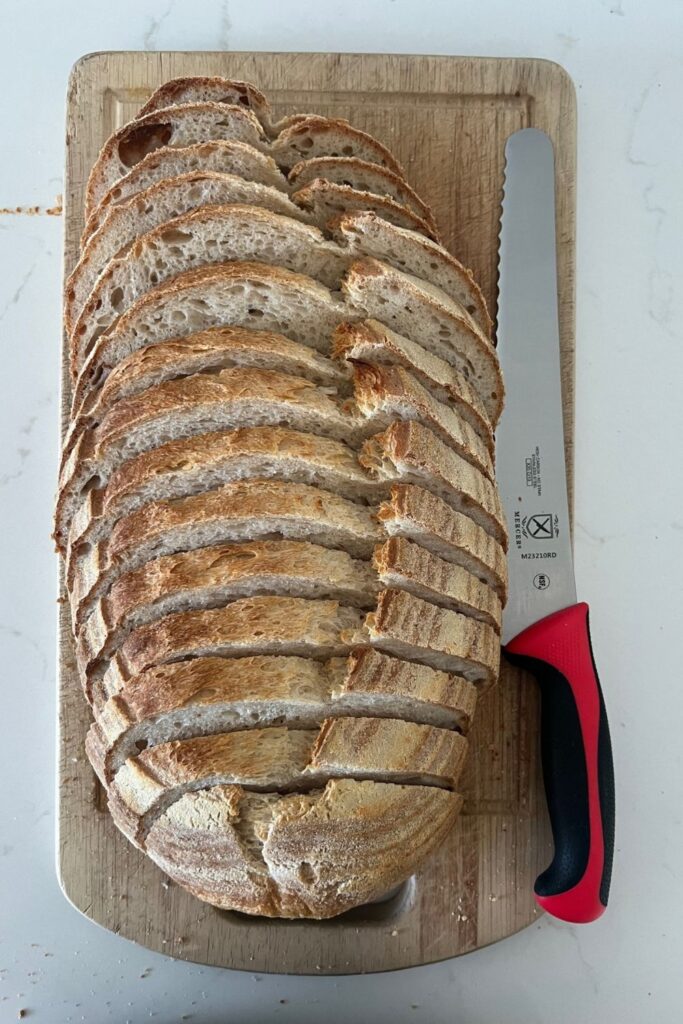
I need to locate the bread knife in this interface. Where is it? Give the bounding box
[496,127,615,923]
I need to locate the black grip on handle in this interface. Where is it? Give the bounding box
[506,652,591,895]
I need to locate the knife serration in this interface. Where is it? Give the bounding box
[496,128,576,644]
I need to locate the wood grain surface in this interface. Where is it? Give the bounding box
[58,50,576,974]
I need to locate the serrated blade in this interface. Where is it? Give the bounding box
[497,128,576,644]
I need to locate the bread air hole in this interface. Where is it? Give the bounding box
[159,228,193,244]
[118,123,173,168]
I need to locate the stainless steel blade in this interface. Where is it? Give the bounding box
[497,127,577,644]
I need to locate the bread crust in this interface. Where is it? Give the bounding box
[85,102,268,215]
[288,156,438,234]
[145,780,461,918]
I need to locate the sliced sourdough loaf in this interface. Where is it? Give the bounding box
[77,539,379,676]
[331,211,492,336]
[87,650,477,784]
[109,719,467,848]
[85,102,268,214]
[145,780,461,918]
[269,116,405,177]
[67,176,313,342]
[378,484,508,601]
[288,157,437,233]
[81,140,289,244]
[68,480,383,628]
[64,427,382,561]
[356,588,501,688]
[343,258,503,423]
[333,319,494,452]
[291,179,438,241]
[360,420,507,548]
[373,537,502,630]
[137,78,276,132]
[70,262,349,401]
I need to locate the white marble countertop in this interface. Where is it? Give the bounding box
[1,0,681,1019]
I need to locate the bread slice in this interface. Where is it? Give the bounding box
[378,484,508,601]
[64,427,382,561]
[81,140,289,244]
[333,319,493,452]
[108,718,467,848]
[87,650,477,783]
[292,179,437,240]
[60,326,349,479]
[288,157,437,235]
[85,102,268,214]
[343,258,503,423]
[137,78,276,132]
[68,480,383,628]
[349,362,493,478]
[56,367,357,547]
[331,211,492,336]
[356,588,500,688]
[270,116,405,177]
[360,421,507,548]
[69,205,348,368]
[71,262,348,403]
[145,779,461,918]
[373,537,502,631]
[99,597,366,696]
[77,539,379,675]
[67,175,313,342]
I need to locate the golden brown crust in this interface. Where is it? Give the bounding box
[360,420,507,548]
[87,649,476,784]
[333,318,494,452]
[350,361,493,479]
[136,78,274,128]
[109,717,464,847]
[342,257,503,423]
[271,116,405,177]
[378,483,508,601]
[288,156,439,234]
[359,588,501,688]
[71,260,347,405]
[84,102,267,216]
[331,211,493,337]
[292,179,438,241]
[145,780,461,918]
[373,536,502,630]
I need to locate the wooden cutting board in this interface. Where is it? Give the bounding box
[58,51,576,974]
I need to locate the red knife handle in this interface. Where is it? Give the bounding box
[504,602,614,923]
